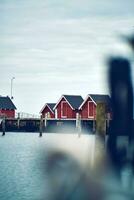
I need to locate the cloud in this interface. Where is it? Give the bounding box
[0,0,134,114]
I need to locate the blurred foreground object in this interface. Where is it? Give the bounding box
[123,34,134,52]
[108,57,134,172]
[45,151,103,200]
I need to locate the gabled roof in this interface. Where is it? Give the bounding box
[0,96,16,110]
[40,103,56,114]
[54,95,84,110]
[47,103,56,113]
[90,94,111,104]
[79,94,111,111]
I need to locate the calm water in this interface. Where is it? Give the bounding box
[0,132,93,200]
[0,133,48,200]
[0,133,134,200]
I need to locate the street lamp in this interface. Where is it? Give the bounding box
[11,77,15,99]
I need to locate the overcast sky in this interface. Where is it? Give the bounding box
[0,0,134,115]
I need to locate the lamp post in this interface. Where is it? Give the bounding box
[11,77,15,99]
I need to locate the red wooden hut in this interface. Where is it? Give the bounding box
[40,103,55,118]
[0,96,16,118]
[53,95,84,119]
[79,94,111,119]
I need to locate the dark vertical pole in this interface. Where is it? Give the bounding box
[93,120,96,133]
[108,57,133,169]
[17,113,20,130]
[2,117,6,136]
[39,116,43,137]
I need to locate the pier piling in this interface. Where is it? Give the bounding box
[44,113,48,133]
[93,103,106,166]
[76,113,81,137]
[2,117,6,136]
[96,103,106,141]
[17,113,20,129]
[39,116,43,137]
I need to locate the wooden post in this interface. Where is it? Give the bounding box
[17,112,20,129]
[2,117,6,136]
[96,103,106,141]
[45,113,48,128]
[76,113,81,137]
[93,103,106,168]
[39,116,43,137]
[93,120,96,133]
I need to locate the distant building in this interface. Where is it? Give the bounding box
[53,95,84,119]
[40,103,55,118]
[79,94,111,119]
[0,96,17,118]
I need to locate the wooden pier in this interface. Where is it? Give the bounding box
[0,117,110,134]
[0,114,133,137]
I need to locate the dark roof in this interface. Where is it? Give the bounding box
[90,94,111,112]
[0,96,16,110]
[47,103,56,112]
[90,94,110,103]
[64,95,84,109]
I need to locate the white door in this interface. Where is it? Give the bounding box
[55,109,58,119]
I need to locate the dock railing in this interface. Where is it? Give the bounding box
[15,112,40,119]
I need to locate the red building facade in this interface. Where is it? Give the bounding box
[79,94,111,120]
[40,94,111,120]
[0,96,16,118]
[79,96,96,119]
[54,95,83,119]
[40,103,55,118]
[54,97,76,119]
[0,109,15,118]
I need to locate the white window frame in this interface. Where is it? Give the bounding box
[61,101,67,118]
[88,101,94,118]
[55,109,58,119]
